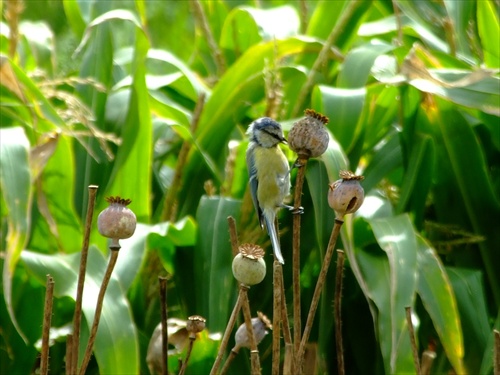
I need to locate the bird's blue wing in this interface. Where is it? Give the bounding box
[246,145,264,229]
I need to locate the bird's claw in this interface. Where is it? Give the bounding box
[293,159,305,169]
[288,206,304,215]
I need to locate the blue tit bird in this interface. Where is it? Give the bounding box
[246,117,293,264]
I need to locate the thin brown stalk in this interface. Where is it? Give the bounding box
[297,218,344,363]
[240,285,261,375]
[71,184,98,374]
[210,292,243,375]
[159,277,169,375]
[162,93,206,221]
[65,335,73,375]
[291,0,362,117]
[179,337,195,375]
[220,349,238,375]
[278,263,293,375]
[494,329,500,375]
[41,274,55,375]
[392,0,403,46]
[190,0,226,76]
[299,0,308,34]
[420,350,436,375]
[406,306,421,375]
[334,250,346,375]
[79,247,120,375]
[272,261,282,375]
[5,0,24,59]
[292,157,308,365]
[227,216,239,257]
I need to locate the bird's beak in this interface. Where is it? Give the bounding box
[281,137,288,144]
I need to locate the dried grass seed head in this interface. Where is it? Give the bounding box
[288,109,330,159]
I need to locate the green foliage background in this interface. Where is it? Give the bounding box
[1,0,499,374]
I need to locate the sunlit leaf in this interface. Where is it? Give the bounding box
[416,235,465,374]
[0,127,32,342]
[194,196,241,333]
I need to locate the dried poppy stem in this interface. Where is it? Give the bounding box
[272,261,282,375]
[178,337,195,375]
[41,274,55,375]
[65,335,73,375]
[79,247,120,375]
[210,293,242,375]
[406,306,421,375]
[280,267,293,375]
[227,216,239,257]
[292,156,308,367]
[220,349,238,375]
[297,218,344,363]
[71,184,98,374]
[159,277,169,375]
[240,285,261,375]
[334,250,346,375]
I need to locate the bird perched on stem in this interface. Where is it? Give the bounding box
[246,117,300,264]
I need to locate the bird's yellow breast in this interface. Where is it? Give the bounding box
[253,146,289,208]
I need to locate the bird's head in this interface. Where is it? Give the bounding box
[247,117,286,148]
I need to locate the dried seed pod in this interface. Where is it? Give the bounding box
[186,315,206,338]
[234,312,272,351]
[328,171,365,218]
[232,244,266,286]
[288,109,330,159]
[97,196,137,247]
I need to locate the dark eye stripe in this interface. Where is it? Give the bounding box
[262,128,284,142]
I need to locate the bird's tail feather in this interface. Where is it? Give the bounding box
[263,212,284,264]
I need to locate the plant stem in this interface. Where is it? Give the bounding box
[210,292,242,375]
[292,157,308,367]
[41,274,55,375]
[272,261,282,375]
[334,250,346,375]
[494,329,500,375]
[240,285,261,375]
[227,216,239,257]
[162,93,205,221]
[159,277,169,375]
[277,258,293,375]
[291,0,360,117]
[71,184,98,374]
[297,218,344,362]
[65,335,73,375]
[220,349,238,375]
[406,306,421,375]
[79,246,120,375]
[190,0,226,76]
[178,337,195,375]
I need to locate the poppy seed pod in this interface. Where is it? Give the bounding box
[328,171,365,218]
[234,312,272,351]
[288,109,330,159]
[186,315,206,338]
[97,196,137,247]
[232,244,266,286]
